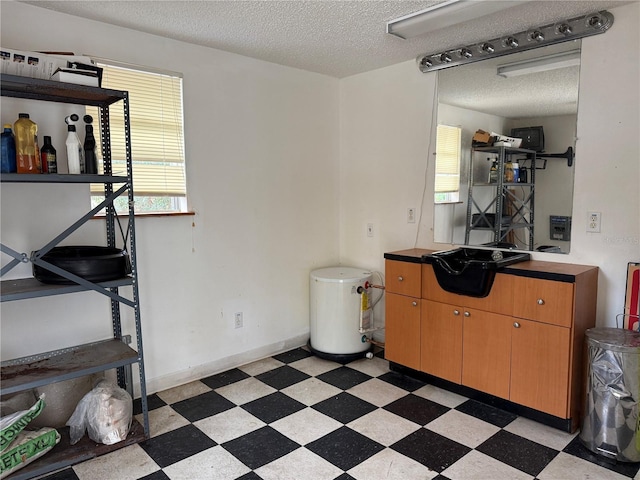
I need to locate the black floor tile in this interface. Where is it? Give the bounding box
[378,371,427,392]
[40,468,79,480]
[201,368,250,390]
[240,391,306,424]
[312,392,377,424]
[236,472,264,480]
[563,436,640,478]
[477,430,559,476]
[384,394,449,425]
[137,471,171,480]
[455,399,517,428]
[333,474,356,480]
[273,347,313,364]
[134,393,167,415]
[222,426,300,470]
[316,366,372,390]
[391,428,471,472]
[307,426,384,471]
[255,365,310,390]
[170,390,235,422]
[140,424,216,468]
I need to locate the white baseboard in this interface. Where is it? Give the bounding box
[141,332,309,396]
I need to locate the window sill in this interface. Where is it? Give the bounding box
[91,211,195,219]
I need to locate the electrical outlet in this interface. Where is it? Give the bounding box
[234,312,243,329]
[407,208,416,224]
[367,223,374,237]
[587,212,601,233]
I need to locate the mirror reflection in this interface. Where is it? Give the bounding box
[434,41,580,254]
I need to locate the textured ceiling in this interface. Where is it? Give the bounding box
[17,0,630,118]
[21,0,627,78]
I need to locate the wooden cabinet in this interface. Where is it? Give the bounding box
[384,249,598,432]
[384,260,421,370]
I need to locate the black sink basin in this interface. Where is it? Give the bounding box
[423,248,531,297]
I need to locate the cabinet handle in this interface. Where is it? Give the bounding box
[464,311,470,317]
[398,276,404,282]
[412,301,418,307]
[453,309,460,315]
[537,298,545,305]
[514,322,521,328]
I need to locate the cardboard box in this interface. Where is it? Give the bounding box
[51,68,99,87]
[0,48,95,81]
[473,130,492,144]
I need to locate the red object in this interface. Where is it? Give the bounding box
[624,263,639,331]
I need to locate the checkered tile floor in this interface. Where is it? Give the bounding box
[43,347,640,480]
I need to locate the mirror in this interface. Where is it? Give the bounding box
[434,41,580,254]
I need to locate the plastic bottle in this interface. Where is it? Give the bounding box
[504,160,514,183]
[14,113,41,173]
[66,124,83,174]
[1,124,17,173]
[512,162,520,183]
[41,136,57,174]
[488,159,498,183]
[83,115,98,174]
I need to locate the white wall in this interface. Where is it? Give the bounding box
[340,1,639,328]
[1,2,340,394]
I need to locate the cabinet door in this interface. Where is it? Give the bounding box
[510,319,571,418]
[462,309,512,399]
[385,292,421,370]
[421,300,463,384]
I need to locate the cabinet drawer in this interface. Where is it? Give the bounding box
[512,276,574,327]
[385,260,421,297]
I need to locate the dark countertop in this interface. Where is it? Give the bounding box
[384,248,598,282]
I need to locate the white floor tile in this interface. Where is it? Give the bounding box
[270,407,342,445]
[163,445,250,480]
[156,380,211,405]
[288,355,341,376]
[238,357,285,376]
[347,378,408,407]
[215,376,276,405]
[255,447,342,480]
[442,450,534,480]
[348,409,421,446]
[426,409,501,448]
[504,416,578,451]
[347,356,391,377]
[194,406,266,443]
[537,452,631,480]
[348,448,439,480]
[413,384,468,408]
[280,377,342,406]
[73,444,159,480]
[134,405,190,438]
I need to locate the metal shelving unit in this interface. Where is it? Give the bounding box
[465,146,536,250]
[0,74,149,480]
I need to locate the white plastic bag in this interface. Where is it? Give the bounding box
[66,380,132,445]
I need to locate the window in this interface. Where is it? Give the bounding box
[88,61,187,214]
[434,124,461,204]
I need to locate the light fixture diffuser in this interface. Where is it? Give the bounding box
[387,0,529,40]
[496,50,581,77]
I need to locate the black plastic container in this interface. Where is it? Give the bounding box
[32,246,131,284]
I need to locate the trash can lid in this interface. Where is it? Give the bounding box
[585,327,640,352]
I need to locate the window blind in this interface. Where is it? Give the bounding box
[434,124,461,194]
[88,63,186,196]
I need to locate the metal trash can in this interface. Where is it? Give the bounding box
[579,328,640,462]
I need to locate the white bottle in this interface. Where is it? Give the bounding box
[66,124,83,174]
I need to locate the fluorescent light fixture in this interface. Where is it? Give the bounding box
[497,50,581,77]
[387,0,528,39]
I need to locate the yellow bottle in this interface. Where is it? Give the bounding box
[14,113,41,173]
